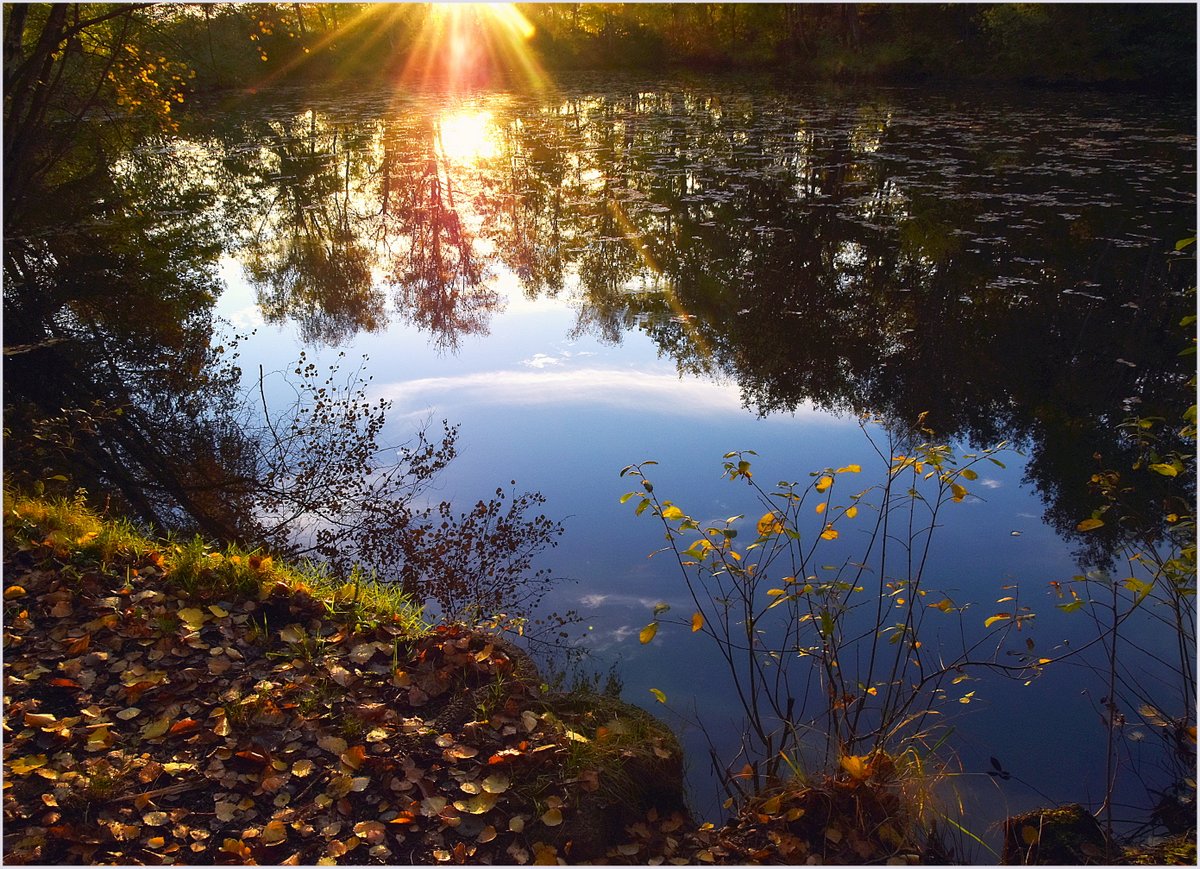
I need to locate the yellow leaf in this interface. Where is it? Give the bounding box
[820,525,838,540]
[815,502,826,514]
[9,755,48,775]
[540,808,563,827]
[840,755,869,780]
[1076,518,1105,532]
[262,820,288,844]
[649,688,667,704]
[455,792,499,814]
[760,794,782,815]
[984,613,1012,628]
[4,585,26,599]
[639,623,658,644]
[481,773,510,794]
[756,512,783,535]
[661,504,685,520]
[815,475,833,493]
[141,716,171,739]
[24,712,57,728]
[292,759,315,777]
[845,505,858,519]
[950,483,968,502]
[691,612,704,632]
[178,606,208,629]
[836,465,862,474]
[208,605,229,618]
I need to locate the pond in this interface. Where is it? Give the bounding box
[8,72,1195,857]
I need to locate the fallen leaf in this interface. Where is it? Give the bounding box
[9,755,48,775]
[340,745,367,770]
[540,808,563,827]
[318,735,348,755]
[353,821,386,844]
[455,792,498,814]
[481,773,510,794]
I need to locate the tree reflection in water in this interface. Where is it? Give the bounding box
[5,80,1194,612]
[208,87,1195,560]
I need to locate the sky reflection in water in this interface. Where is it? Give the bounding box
[211,80,1194,848]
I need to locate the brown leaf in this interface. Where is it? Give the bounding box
[353,821,386,844]
[168,717,199,736]
[340,745,368,770]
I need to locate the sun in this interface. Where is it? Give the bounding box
[401,3,546,91]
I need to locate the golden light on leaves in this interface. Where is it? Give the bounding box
[815,475,833,493]
[756,511,784,535]
[839,754,870,780]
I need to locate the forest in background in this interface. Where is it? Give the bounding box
[85,3,1198,93]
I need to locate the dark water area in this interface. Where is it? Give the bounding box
[5,73,1195,859]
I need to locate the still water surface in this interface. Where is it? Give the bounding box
[175,74,1194,850]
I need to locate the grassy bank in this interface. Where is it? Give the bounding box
[5,492,1190,864]
[1,493,690,864]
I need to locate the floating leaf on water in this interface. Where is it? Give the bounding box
[1076,518,1105,532]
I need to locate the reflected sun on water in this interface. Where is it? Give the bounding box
[435,110,500,165]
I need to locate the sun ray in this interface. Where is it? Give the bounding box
[607,199,713,362]
[400,3,549,92]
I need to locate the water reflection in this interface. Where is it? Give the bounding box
[184,84,1194,561]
